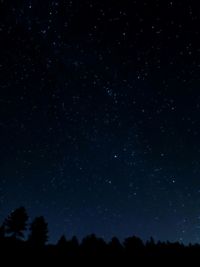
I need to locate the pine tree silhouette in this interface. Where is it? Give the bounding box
[28,216,48,247]
[4,207,28,239]
[57,235,68,247]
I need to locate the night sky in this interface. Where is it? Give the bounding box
[1,0,200,244]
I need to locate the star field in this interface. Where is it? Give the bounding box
[1,0,200,243]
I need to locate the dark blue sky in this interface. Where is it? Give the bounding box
[1,0,200,243]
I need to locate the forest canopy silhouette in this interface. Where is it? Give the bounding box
[0,207,199,264]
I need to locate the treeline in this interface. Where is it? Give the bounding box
[0,207,199,264]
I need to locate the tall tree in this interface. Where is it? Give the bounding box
[4,207,28,239]
[28,216,48,247]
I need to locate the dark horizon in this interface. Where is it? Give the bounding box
[0,207,200,265]
[0,206,198,246]
[1,0,200,244]
[0,207,197,245]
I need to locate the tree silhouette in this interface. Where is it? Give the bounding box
[124,236,144,255]
[146,237,155,248]
[68,236,79,256]
[28,216,48,247]
[4,207,28,239]
[57,235,68,247]
[70,236,79,248]
[108,237,124,255]
[81,234,107,256]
